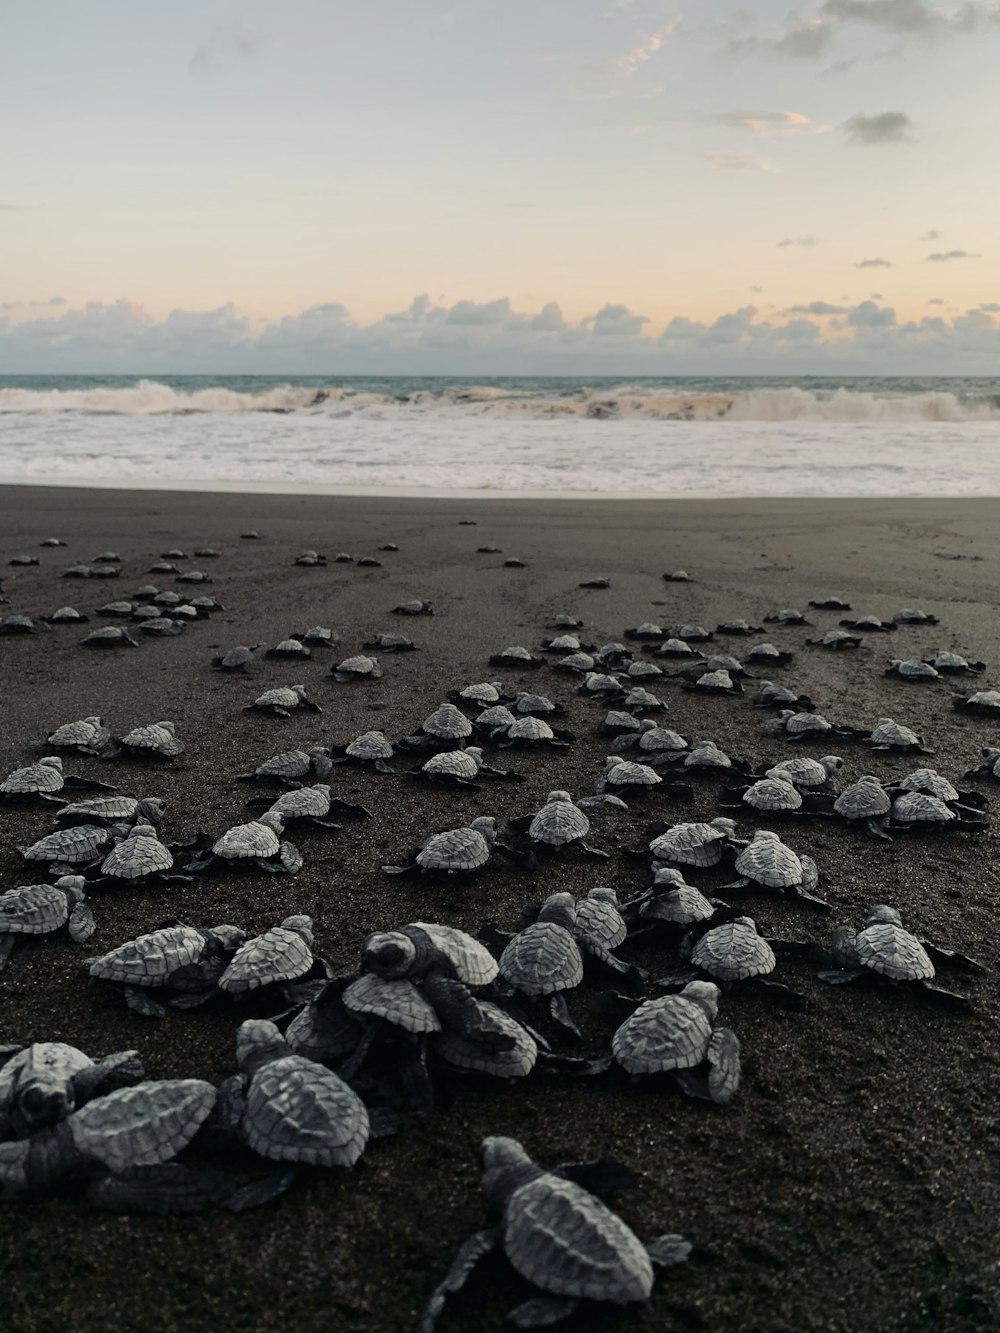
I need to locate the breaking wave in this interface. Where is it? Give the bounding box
[3,379,1000,422]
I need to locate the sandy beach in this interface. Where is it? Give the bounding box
[1,485,999,1333]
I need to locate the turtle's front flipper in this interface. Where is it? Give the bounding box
[508,1296,579,1327]
[87,1163,230,1215]
[123,986,168,1018]
[548,992,581,1037]
[382,856,420,876]
[329,798,373,818]
[421,1228,500,1333]
[72,1051,144,1104]
[767,938,831,965]
[646,1234,694,1269]
[225,1168,295,1212]
[791,884,832,911]
[866,818,893,841]
[579,841,610,859]
[706,1027,741,1104]
[67,902,96,943]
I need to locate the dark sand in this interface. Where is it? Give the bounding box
[1,487,999,1333]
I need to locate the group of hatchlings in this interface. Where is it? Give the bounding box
[2,543,997,1329]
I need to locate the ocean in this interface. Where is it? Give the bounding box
[1,374,999,496]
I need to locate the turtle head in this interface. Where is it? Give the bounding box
[54,875,86,904]
[777,709,794,721]
[208,924,247,952]
[820,755,844,776]
[155,721,177,735]
[587,886,618,906]
[469,816,498,844]
[137,798,167,825]
[236,1019,289,1072]
[361,931,416,979]
[889,660,903,670]
[866,904,902,928]
[478,1136,539,1205]
[464,747,484,763]
[545,790,573,804]
[127,822,157,840]
[280,915,314,945]
[709,818,737,836]
[981,747,1000,760]
[652,866,686,887]
[17,1076,75,1131]
[39,756,63,772]
[538,892,576,930]
[83,716,103,726]
[258,811,287,834]
[682,980,721,1019]
[603,756,624,772]
[291,685,308,699]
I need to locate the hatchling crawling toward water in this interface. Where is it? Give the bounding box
[658,911,803,1004]
[0,756,115,804]
[400,702,474,752]
[894,607,939,625]
[632,868,719,932]
[510,690,563,717]
[752,681,814,711]
[545,614,583,630]
[511,790,608,860]
[612,720,689,761]
[924,650,984,675]
[89,922,248,1016]
[115,720,185,759]
[743,642,794,666]
[56,795,166,828]
[764,754,842,792]
[0,876,95,968]
[423,1135,691,1331]
[807,630,861,651]
[383,816,504,877]
[362,922,499,988]
[681,668,743,696]
[720,777,804,817]
[0,1043,143,1137]
[653,637,700,659]
[293,551,327,566]
[44,606,89,625]
[81,626,139,648]
[491,715,575,749]
[625,622,664,641]
[218,916,316,994]
[578,575,611,588]
[237,747,333,786]
[393,599,433,615]
[449,681,506,708]
[494,893,585,1032]
[953,689,1000,717]
[647,817,741,868]
[185,813,303,875]
[329,654,382,682]
[329,730,395,773]
[409,747,520,788]
[90,824,190,887]
[365,632,417,652]
[765,608,811,625]
[488,646,545,669]
[265,639,311,660]
[19,823,121,873]
[722,830,828,909]
[245,684,321,717]
[868,716,932,753]
[965,747,1000,783]
[248,782,372,827]
[715,619,763,636]
[817,905,980,1009]
[839,615,896,633]
[809,597,851,611]
[765,709,865,742]
[889,790,987,834]
[885,659,939,681]
[8,555,40,567]
[292,626,337,647]
[0,615,49,636]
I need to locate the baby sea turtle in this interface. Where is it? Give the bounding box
[635,868,718,932]
[546,614,583,630]
[384,817,502,877]
[0,1043,143,1136]
[684,741,746,775]
[410,748,518,788]
[9,555,40,567]
[625,623,664,641]
[93,552,122,564]
[237,748,333,786]
[715,619,762,636]
[752,681,814,710]
[885,659,939,681]
[889,791,987,834]
[828,775,893,839]
[56,795,166,828]
[149,562,179,575]
[552,652,597,674]
[44,606,89,625]
[40,538,66,547]
[807,630,861,651]
[245,684,321,717]
[660,913,786,996]
[840,615,896,633]
[0,756,114,804]
[0,876,95,968]
[329,654,382,682]
[219,917,315,993]
[648,817,739,868]
[450,681,506,708]
[653,638,699,659]
[0,1079,217,1198]
[492,715,574,748]
[572,886,633,973]
[250,783,371,828]
[329,730,395,773]
[176,570,212,583]
[614,720,688,762]
[187,813,302,875]
[20,824,119,872]
[953,689,1000,717]
[744,642,794,666]
[265,639,311,660]
[923,650,984,675]
[433,1002,538,1081]
[404,703,474,751]
[0,615,49,635]
[598,757,662,801]
[362,923,499,988]
[965,746,1000,783]
[682,669,743,696]
[333,552,354,563]
[81,626,139,648]
[227,1020,369,1168]
[292,626,337,647]
[393,599,433,615]
[618,686,666,714]
[721,777,803,816]
[723,831,828,908]
[578,576,611,588]
[497,893,585,1030]
[541,633,593,653]
[765,755,842,791]
[488,646,545,669]
[89,923,248,1016]
[767,709,864,742]
[194,547,221,558]
[116,720,184,759]
[92,824,188,886]
[475,704,516,733]
[423,1136,691,1331]
[809,597,851,611]
[294,551,327,566]
[139,617,184,637]
[518,791,606,858]
[817,905,977,1008]
[869,717,931,753]
[357,556,382,567]
[893,608,939,625]
[764,608,811,625]
[364,632,417,652]
[511,691,563,717]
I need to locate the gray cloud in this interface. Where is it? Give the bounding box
[787,300,848,314]
[777,234,819,247]
[586,304,649,336]
[855,257,893,268]
[926,249,980,261]
[981,302,1000,312]
[921,228,941,240]
[927,297,944,304]
[843,111,913,144]
[847,300,896,326]
[190,25,257,76]
[733,0,1000,60]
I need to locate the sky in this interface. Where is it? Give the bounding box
[2,0,999,373]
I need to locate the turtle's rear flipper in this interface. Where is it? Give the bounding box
[647,1234,694,1269]
[920,941,983,972]
[168,990,217,1010]
[382,859,420,875]
[654,968,701,990]
[791,885,831,911]
[88,1164,229,1215]
[768,938,832,965]
[817,968,862,986]
[554,1155,636,1196]
[374,760,394,774]
[421,1229,500,1333]
[579,841,610,859]
[225,1168,295,1213]
[541,1052,613,1077]
[73,1051,144,1103]
[866,818,893,841]
[330,798,374,818]
[754,978,806,1008]
[124,986,168,1018]
[508,1297,579,1328]
[63,775,117,791]
[920,981,974,1012]
[548,992,581,1037]
[68,902,96,943]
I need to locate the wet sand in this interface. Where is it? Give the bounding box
[1,487,999,1333]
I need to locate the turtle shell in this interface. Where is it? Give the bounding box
[422,750,481,780]
[100,829,174,880]
[513,692,557,715]
[0,884,74,934]
[870,719,920,747]
[626,661,662,679]
[253,687,305,709]
[684,743,731,769]
[22,824,110,863]
[765,757,832,788]
[433,1003,537,1078]
[332,654,380,678]
[856,923,934,981]
[502,1173,654,1304]
[784,712,832,735]
[457,682,503,704]
[67,1080,217,1172]
[613,995,712,1074]
[892,660,938,679]
[529,796,589,846]
[638,727,687,754]
[505,716,555,742]
[342,973,440,1032]
[575,892,626,950]
[741,779,802,812]
[605,760,660,788]
[346,731,393,760]
[641,883,716,927]
[891,792,955,824]
[47,717,111,751]
[220,921,313,992]
[0,1042,93,1116]
[212,820,282,860]
[478,705,516,728]
[656,638,697,657]
[253,750,315,780]
[243,1055,369,1167]
[734,832,802,886]
[423,705,473,740]
[267,785,332,819]
[1,760,64,795]
[417,826,492,871]
[553,652,596,673]
[120,722,183,756]
[82,627,137,646]
[834,779,891,820]
[649,821,731,867]
[410,923,499,986]
[89,925,211,985]
[691,919,775,982]
[694,669,735,691]
[898,769,958,801]
[270,639,310,657]
[499,923,583,995]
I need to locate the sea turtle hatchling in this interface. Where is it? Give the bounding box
[96,601,135,618]
[265,639,311,660]
[807,630,861,651]
[682,669,743,695]
[809,597,851,611]
[767,709,865,742]
[614,720,689,761]
[56,795,166,828]
[953,689,1000,717]
[491,715,575,749]
[578,575,611,588]
[175,570,212,584]
[237,748,334,786]
[496,893,585,1031]
[0,1043,144,1137]
[116,720,185,758]
[423,1135,691,1332]
[715,619,763,636]
[965,747,1000,783]
[0,876,95,968]
[88,923,248,1017]
[19,825,120,872]
[545,614,583,630]
[817,905,979,1008]
[224,1020,369,1168]
[218,916,315,993]
[541,633,593,653]
[364,632,417,652]
[655,913,790,999]
[383,817,503,877]
[752,681,814,710]
[0,756,115,803]
[0,1079,218,1199]
[433,1002,538,1081]
[409,748,519,788]
[44,607,89,625]
[7,556,39,568]
[885,659,939,681]
[744,642,794,666]
[91,824,189,886]
[40,538,66,547]
[185,813,303,875]
[329,654,382,682]
[329,731,395,773]
[0,615,48,636]
[827,775,893,839]
[511,691,563,716]
[868,717,932,753]
[722,831,828,908]
[765,755,843,791]
[764,608,811,625]
[893,608,939,625]
[653,638,699,659]
[552,651,597,674]
[923,650,984,675]
[292,626,337,647]
[81,626,139,648]
[488,646,545,669]
[392,599,433,615]
[402,703,474,750]
[249,783,372,827]
[617,686,666,714]
[839,615,897,633]
[572,887,634,974]
[293,551,327,566]
[720,777,803,816]
[889,791,987,834]
[635,868,718,932]
[625,623,664,641]
[474,705,516,733]
[361,923,499,988]
[138,617,184,637]
[647,818,740,868]
[245,684,322,716]
[516,791,607,858]
[211,645,263,672]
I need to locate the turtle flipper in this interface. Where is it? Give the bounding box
[790,884,832,911]
[0,937,17,969]
[508,1296,579,1327]
[87,1164,230,1215]
[866,818,893,841]
[68,902,97,943]
[646,1234,694,1269]
[579,841,610,859]
[919,981,974,1012]
[706,1027,741,1104]
[817,968,863,986]
[124,986,168,1018]
[329,798,373,818]
[548,992,581,1037]
[224,1168,296,1212]
[919,940,983,972]
[72,1051,144,1103]
[421,1228,500,1333]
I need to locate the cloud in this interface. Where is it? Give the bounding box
[843,111,914,144]
[189,25,257,76]
[787,301,848,314]
[855,257,893,268]
[585,304,649,336]
[613,23,678,78]
[981,302,1000,313]
[777,234,819,248]
[732,0,1000,60]
[926,249,981,261]
[927,297,944,304]
[847,300,896,326]
[921,228,941,240]
[709,110,821,136]
[706,151,777,172]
